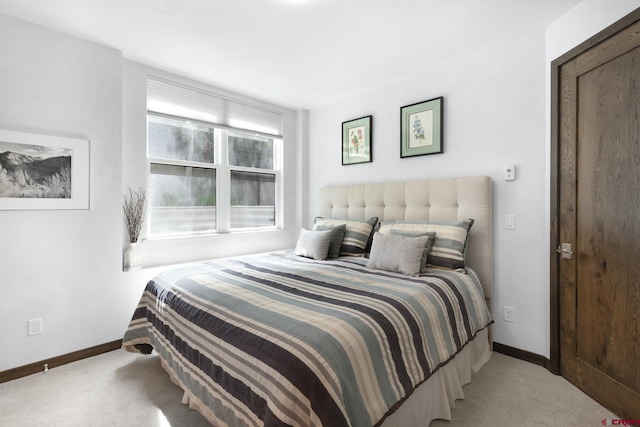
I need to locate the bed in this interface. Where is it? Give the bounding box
[122,176,493,426]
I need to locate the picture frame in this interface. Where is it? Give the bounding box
[342,115,372,165]
[0,129,90,210]
[400,97,443,158]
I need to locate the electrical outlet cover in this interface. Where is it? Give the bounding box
[28,318,42,336]
[503,306,515,323]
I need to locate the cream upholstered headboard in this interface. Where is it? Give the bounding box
[317,176,493,300]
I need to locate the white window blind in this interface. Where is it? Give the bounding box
[147,78,283,137]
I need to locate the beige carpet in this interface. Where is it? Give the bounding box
[0,350,617,426]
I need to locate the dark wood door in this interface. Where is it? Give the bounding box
[557,18,640,418]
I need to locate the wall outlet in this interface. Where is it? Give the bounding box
[503,306,515,323]
[28,318,43,336]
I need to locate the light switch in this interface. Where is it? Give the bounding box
[504,164,516,181]
[505,214,515,229]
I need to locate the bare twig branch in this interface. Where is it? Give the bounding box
[123,187,146,243]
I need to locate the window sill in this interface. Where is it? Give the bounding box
[142,226,283,242]
[128,227,295,271]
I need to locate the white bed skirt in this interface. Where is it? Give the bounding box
[381,328,491,427]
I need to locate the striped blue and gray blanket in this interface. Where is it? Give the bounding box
[122,251,492,427]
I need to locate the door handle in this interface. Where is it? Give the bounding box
[556,243,574,259]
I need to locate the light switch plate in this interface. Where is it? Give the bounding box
[504,164,516,181]
[505,214,515,229]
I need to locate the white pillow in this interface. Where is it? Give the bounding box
[294,228,333,260]
[366,232,430,277]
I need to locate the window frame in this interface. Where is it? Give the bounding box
[146,111,283,238]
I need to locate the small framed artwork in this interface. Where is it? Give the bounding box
[400,96,443,158]
[342,115,372,165]
[0,129,90,210]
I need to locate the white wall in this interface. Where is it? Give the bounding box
[306,0,639,358]
[308,28,550,356]
[546,0,639,62]
[0,13,134,371]
[0,14,300,372]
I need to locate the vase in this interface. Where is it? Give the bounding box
[124,242,143,271]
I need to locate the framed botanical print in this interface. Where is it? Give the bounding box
[342,115,372,165]
[400,97,443,157]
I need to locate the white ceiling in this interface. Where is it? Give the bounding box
[0,0,581,109]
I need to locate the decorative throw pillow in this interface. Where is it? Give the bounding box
[314,217,378,257]
[379,219,474,270]
[390,229,436,273]
[366,232,430,277]
[312,223,347,259]
[294,228,333,260]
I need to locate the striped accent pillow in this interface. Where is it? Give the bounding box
[314,217,378,257]
[379,219,474,270]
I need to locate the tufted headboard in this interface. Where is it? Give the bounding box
[317,176,493,300]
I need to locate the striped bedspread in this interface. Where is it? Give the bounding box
[122,251,492,427]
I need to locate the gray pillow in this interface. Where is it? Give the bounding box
[312,223,347,259]
[390,229,436,273]
[294,228,333,260]
[366,232,429,277]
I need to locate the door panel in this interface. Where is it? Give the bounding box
[577,46,640,392]
[559,19,640,418]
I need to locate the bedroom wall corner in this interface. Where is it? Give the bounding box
[297,109,310,235]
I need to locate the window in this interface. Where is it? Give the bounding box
[146,79,283,237]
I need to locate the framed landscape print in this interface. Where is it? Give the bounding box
[342,115,372,165]
[400,97,443,158]
[0,129,90,210]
